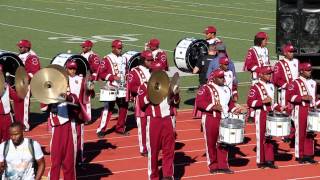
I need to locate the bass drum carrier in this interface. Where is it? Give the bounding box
[123,51,142,70]
[174,38,208,72]
[0,51,24,86]
[51,53,90,76]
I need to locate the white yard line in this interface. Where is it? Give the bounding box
[0,5,275,44]
[161,0,276,13]
[63,0,275,27]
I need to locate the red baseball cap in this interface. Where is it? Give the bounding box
[148,38,160,48]
[17,39,31,48]
[210,69,225,79]
[219,57,229,65]
[257,66,273,74]
[299,62,312,71]
[255,32,268,39]
[140,50,153,61]
[66,60,78,69]
[282,43,295,54]
[112,39,123,49]
[204,26,217,34]
[81,40,93,47]
[150,61,163,71]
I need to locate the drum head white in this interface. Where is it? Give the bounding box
[51,53,90,76]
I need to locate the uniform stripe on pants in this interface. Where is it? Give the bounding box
[201,114,211,167]
[255,110,261,163]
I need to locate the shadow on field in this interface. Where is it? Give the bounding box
[83,139,117,163]
[29,112,49,131]
[157,152,197,180]
[77,163,113,180]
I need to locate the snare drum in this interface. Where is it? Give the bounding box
[117,88,127,98]
[266,112,291,137]
[219,119,245,145]
[174,38,208,72]
[307,109,320,132]
[99,89,117,101]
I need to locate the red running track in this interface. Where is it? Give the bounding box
[25,110,320,180]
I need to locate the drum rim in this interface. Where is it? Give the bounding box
[220,118,245,129]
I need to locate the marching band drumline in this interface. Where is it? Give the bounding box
[0,32,319,180]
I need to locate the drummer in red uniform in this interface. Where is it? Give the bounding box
[196,69,243,174]
[247,66,284,169]
[286,62,318,164]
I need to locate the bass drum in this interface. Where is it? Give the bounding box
[123,51,142,70]
[0,51,24,86]
[51,53,90,76]
[174,38,208,72]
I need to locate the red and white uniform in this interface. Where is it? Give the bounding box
[286,77,318,159]
[81,50,100,81]
[97,53,129,134]
[247,80,281,164]
[68,75,93,164]
[127,65,151,154]
[243,46,270,83]
[15,50,41,130]
[48,94,79,180]
[196,83,236,172]
[81,51,100,120]
[207,37,221,45]
[151,49,169,71]
[273,58,299,106]
[137,82,179,180]
[0,84,22,143]
[224,70,238,100]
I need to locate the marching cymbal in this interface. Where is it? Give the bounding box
[169,72,180,94]
[46,64,68,79]
[147,70,169,105]
[15,66,29,99]
[0,72,4,96]
[30,68,68,104]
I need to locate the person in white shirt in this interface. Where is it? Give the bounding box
[0,122,45,180]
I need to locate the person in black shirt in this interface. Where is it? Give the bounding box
[193,44,217,85]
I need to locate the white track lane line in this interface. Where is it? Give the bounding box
[287,176,320,180]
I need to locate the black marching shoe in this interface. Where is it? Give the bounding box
[266,161,278,169]
[304,156,318,164]
[296,158,307,164]
[209,169,219,174]
[97,131,106,138]
[257,163,267,169]
[219,168,234,174]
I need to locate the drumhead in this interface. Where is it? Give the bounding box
[0,51,24,86]
[174,38,208,72]
[220,118,244,129]
[51,53,90,76]
[123,51,142,70]
[267,112,290,122]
